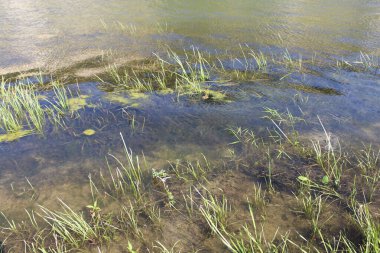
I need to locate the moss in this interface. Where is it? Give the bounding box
[68,95,90,112]
[201,90,231,103]
[0,130,33,143]
[83,129,96,136]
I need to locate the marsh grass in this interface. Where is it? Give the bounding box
[248,184,267,212]
[152,169,176,207]
[38,199,112,248]
[100,135,147,200]
[198,187,231,229]
[311,117,345,188]
[336,52,379,73]
[356,145,380,201]
[348,202,380,253]
[169,156,211,182]
[1,199,114,252]
[0,76,73,137]
[227,127,258,148]
[201,203,289,253]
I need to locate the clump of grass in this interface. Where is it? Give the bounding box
[153,169,176,207]
[351,203,380,252]
[1,199,114,252]
[0,83,45,134]
[356,145,380,201]
[227,126,258,147]
[101,133,147,200]
[197,187,231,229]
[336,52,378,72]
[249,184,267,211]
[154,241,180,253]
[357,51,378,70]
[311,117,345,188]
[201,202,290,252]
[295,191,323,235]
[281,48,303,71]
[0,77,71,136]
[39,200,103,248]
[118,201,142,237]
[156,47,210,95]
[103,64,154,92]
[169,155,211,182]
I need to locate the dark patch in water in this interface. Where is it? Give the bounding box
[287,83,343,95]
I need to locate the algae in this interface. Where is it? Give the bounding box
[68,95,90,112]
[103,92,149,107]
[201,90,231,103]
[0,130,33,143]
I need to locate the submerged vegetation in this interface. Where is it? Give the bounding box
[0,77,80,141]
[1,108,379,252]
[0,38,379,252]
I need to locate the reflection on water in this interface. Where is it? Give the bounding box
[0,0,379,69]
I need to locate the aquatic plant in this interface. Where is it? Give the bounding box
[356,145,380,201]
[200,203,289,253]
[153,169,176,207]
[169,156,210,182]
[0,76,73,137]
[197,187,231,229]
[38,199,108,248]
[249,184,267,211]
[311,117,344,188]
[100,133,147,200]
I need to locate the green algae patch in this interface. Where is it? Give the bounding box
[104,94,130,105]
[68,95,90,112]
[201,90,231,103]
[128,91,149,99]
[103,92,149,108]
[83,129,96,136]
[157,88,174,95]
[0,130,33,143]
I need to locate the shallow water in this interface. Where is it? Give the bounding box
[0,1,380,252]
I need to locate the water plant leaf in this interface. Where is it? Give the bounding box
[83,129,96,136]
[322,175,330,185]
[297,176,310,182]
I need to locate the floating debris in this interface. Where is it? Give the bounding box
[82,129,96,136]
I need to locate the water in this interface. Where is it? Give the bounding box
[1,0,379,70]
[0,1,380,251]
